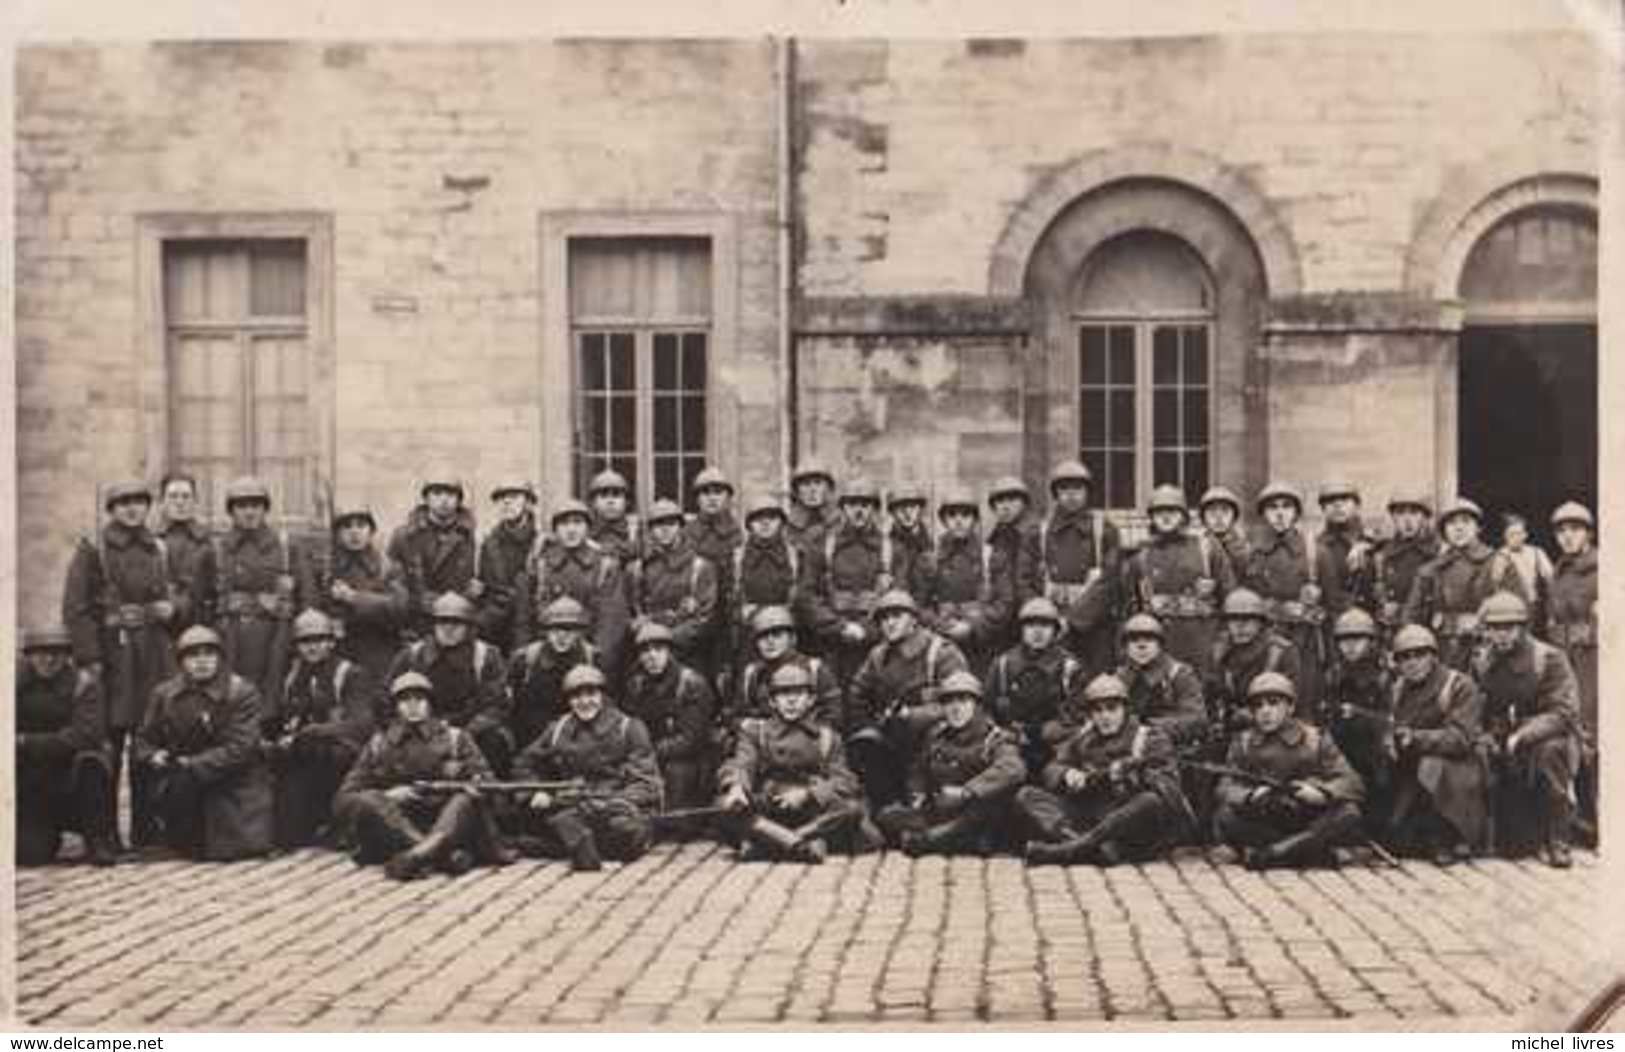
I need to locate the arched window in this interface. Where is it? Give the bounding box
[1072,232,1215,510]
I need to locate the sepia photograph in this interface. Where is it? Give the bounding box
[5,0,1618,1035]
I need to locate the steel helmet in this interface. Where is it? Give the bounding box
[541,596,590,631]
[634,621,676,649]
[332,507,378,531]
[1478,591,1530,626]
[987,476,1031,506]
[489,479,537,502]
[1049,460,1093,493]
[1391,624,1439,655]
[418,476,464,500]
[21,625,73,652]
[224,476,272,508]
[389,671,434,700]
[562,665,608,696]
[1246,671,1297,704]
[1147,485,1189,515]
[176,625,224,656]
[840,478,881,505]
[1017,598,1063,626]
[103,480,153,510]
[1222,588,1270,620]
[1120,613,1166,641]
[791,460,835,488]
[644,498,684,526]
[1439,497,1483,525]
[1331,608,1378,640]
[1550,502,1595,531]
[430,593,479,624]
[1386,493,1433,516]
[1198,486,1243,514]
[936,671,984,702]
[1082,674,1131,706]
[588,470,630,496]
[936,487,980,519]
[550,499,592,528]
[769,663,814,694]
[887,484,928,510]
[1318,482,1361,505]
[873,590,919,617]
[751,605,797,637]
[744,495,786,523]
[1255,481,1302,513]
[693,466,733,495]
[292,609,338,642]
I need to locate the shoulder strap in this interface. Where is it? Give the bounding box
[599,554,617,591]
[1303,724,1322,751]
[549,716,571,750]
[808,657,823,684]
[447,725,467,752]
[212,534,229,596]
[334,659,355,701]
[619,712,631,746]
[880,531,894,585]
[732,546,747,601]
[690,554,703,595]
[787,540,801,583]
[742,663,760,703]
[1092,510,1105,569]
[1264,639,1284,674]
[819,725,836,763]
[995,653,1010,699]
[1040,515,1053,587]
[824,531,837,592]
[1131,725,1150,762]
[473,640,491,674]
[980,541,994,600]
[1062,654,1080,694]
[926,635,942,683]
[1303,529,1319,586]
[152,536,171,584]
[1199,533,1213,579]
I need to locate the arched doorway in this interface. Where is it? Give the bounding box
[1456,204,1597,543]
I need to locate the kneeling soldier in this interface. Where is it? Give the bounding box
[717,663,870,863]
[1018,674,1192,866]
[876,671,1026,856]
[1116,614,1208,750]
[135,626,274,860]
[266,610,375,849]
[508,597,600,752]
[513,666,662,871]
[732,605,842,730]
[1388,625,1487,864]
[386,593,513,775]
[1213,672,1365,870]
[623,622,716,812]
[1323,608,1394,834]
[987,597,1083,775]
[16,626,116,866]
[333,671,500,880]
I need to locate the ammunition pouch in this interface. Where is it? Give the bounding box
[1148,593,1215,619]
[1549,621,1596,649]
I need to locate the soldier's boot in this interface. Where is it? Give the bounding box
[385,795,477,880]
[1024,834,1099,867]
[544,811,603,872]
[345,794,424,865]
[907,812,987,857]
[1545,798,1575,869]
[1252,803,1362,870]
[74,756,118,867]
[745,816,809,862]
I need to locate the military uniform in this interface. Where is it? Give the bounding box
[687,503,744,678]
[1321,648,1393,832]
[1316,515,1376,619]
[805,518,897,686]
[623,659,716,810]
[16,646,114,864]
[1036,506,1122,674]
[517,535,632,672]
[387,505,479,638]
[476,511,539,652]
[986,638,1083,774]
[386,636,513,776]
[888,518,934,608]
[1197,486,1250,574]
[267,651,374,848]
[1546,503,1598,841]
[876,706,1026,855]
[717,712,871,859]
[845,619,969,807]
[921,530,1014,676]
[1389,661,1488,857]
[985,507,1044,636]
[734,652,842,728]
[508,637,600,752]
[1208,630,1303,728]
[784,503,842,557]
[1124,529,1234,676]
[1372,530,1440,634]
[196,523,314,709]
[1116,653,1208,750]
[589,515,640,566]
[1404,532,1525,669]
[513,703,663,864]
[630,538,720,666]
[1243,525,1333,713]
[157,516,212,632]
[322,538,409,683]
[729,534,804,667]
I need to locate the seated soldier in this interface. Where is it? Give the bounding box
[513,666,663,872]
[1208,589,1303,731]
[1115,614,1208,750]
[508,597,600,752]
[333,671,503,881]
[15,626,117,866]
[622,622,715,814]
[717,664,872,863]
[134,626,274,861]
[1018,674,1193,866]
[1213,671,1365,870]
[876,671,1026,857]
[986,597,1083,774]
[385,593,514,776]
[1471,591,1583,868]
[1388,624,1487,865]
[732,605,841,728]
[265,609,375,849]
[1322,608,1394,835]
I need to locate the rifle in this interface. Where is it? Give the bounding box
[411,778,597,797]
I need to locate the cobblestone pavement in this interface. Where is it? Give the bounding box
[13,844,1604,1029]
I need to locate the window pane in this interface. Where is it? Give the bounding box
[1109,452,1135,509]
[584,397,608,451]
[1109,327,1134,384]
[1108,390,1135,446]
[1153,327,1179,385]
[655,457,680,505]
[1079,327,1106,384]
[610,395,636,451]
[682,333,707,389]
[681,457,706,508]
[1154,451,1179,488]
[165,241,244,323]
[249,240,307,318]
[1184,327,1209,383]
[1186,452,1210,496]
[1183,391,1209,446]
[1080,450,1108,490]
[1078,390,1107,445]
[654,395,678,449]
[609,333,635,390]
[681,394,705,450]
[1074,232,1214,315]
[613,456,638,503]
[1153,390,1180,446]
[654,333,679,390]
[580,334,606,390]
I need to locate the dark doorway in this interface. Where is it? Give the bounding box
[1458,323,1596,545]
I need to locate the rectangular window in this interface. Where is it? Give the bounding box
[571,237,711,509]
[164,239,312,521]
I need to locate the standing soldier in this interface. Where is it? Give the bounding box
[513,666,662,871]
[1212,672,1366,870]
[985,476,1044,641]
[1316,482,1377,621]
[265,610,374,849]
[134,626,274,861]
[587,469,641,564]
[784,460,842,555]
[62,480,177,848]
[806,478,896,688]
[686,467,744,683]
[1036,461,1122,674]
[517,500,631,674]
[1387,624,1488,864]
[1018,674,1192,866]
[1124,484,1233,676]
[717,663,872,863]
[385,594,514,776]
[1546,501,1598,844]
[887,484,933,601]
[629,499,720,673]
[1371,494,1439,641]
[15,626,116,866]
[1245,482,1333,715]
[622,622,716,814]
[508,597,600,753]
[1198,486,1251,579]
[1403,498,1524,669]
[333,670,501,881]
[1115,614,1209,750]
[1322,608,1393,835]
[323,508,408,684]
[875,672,1027,857]
[921,487,1014,677]
[987,597,1084,774]
[155,473,210,633]
[727,495,804,677]
[477,479,540,652]
[1471,592,1582,868]
[387,477,480,641]
[732,606,842,730]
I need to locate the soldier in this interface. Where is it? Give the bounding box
[387,476,480,640]
[987,597,1085,774]
[1245,482,1333,714]
[1546,502,1598,844]
[717,663,872,863]
[1371,494,1439,639]
[513,666,662,871]
[1208,588,1303,731]
[477,479,540,652]
[1114,614,1208,750]
[875,672,1026,856]
[508,597,600,752]
[265,610,374,849]
[806,478,897,687]
[15,626,116,866]
[1198,486,1251,579]
[333,670,502,880]
[1316,482,1377,620]
[1212,672,1365,870]
[1322,608,1394,835]
[1018,674,1193,866]
[887,484,933,600]
[155,473,210,633]
[62,479,177,849]
[1387,624,1488,864]
[784,460,842,555]
[1470,592,1582,868]
[385,594,514,776]
[985,475,1044,630]
[629,498,720,671]
[516,500,631,673]
[686,466,744,682]
[622,622,715,812]
[586,470,640,564]
[134,626,274,861]
[844,590,970,809]
[1123,484,1233,676]
[733,605,842,729]
[322,507,408,684]
[1036,461,1122,673]
[727,495,804,675]
[1403,498,1525,669]
[921,487,1014,677]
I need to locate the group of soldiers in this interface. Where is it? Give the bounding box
[16,460,1599,879]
